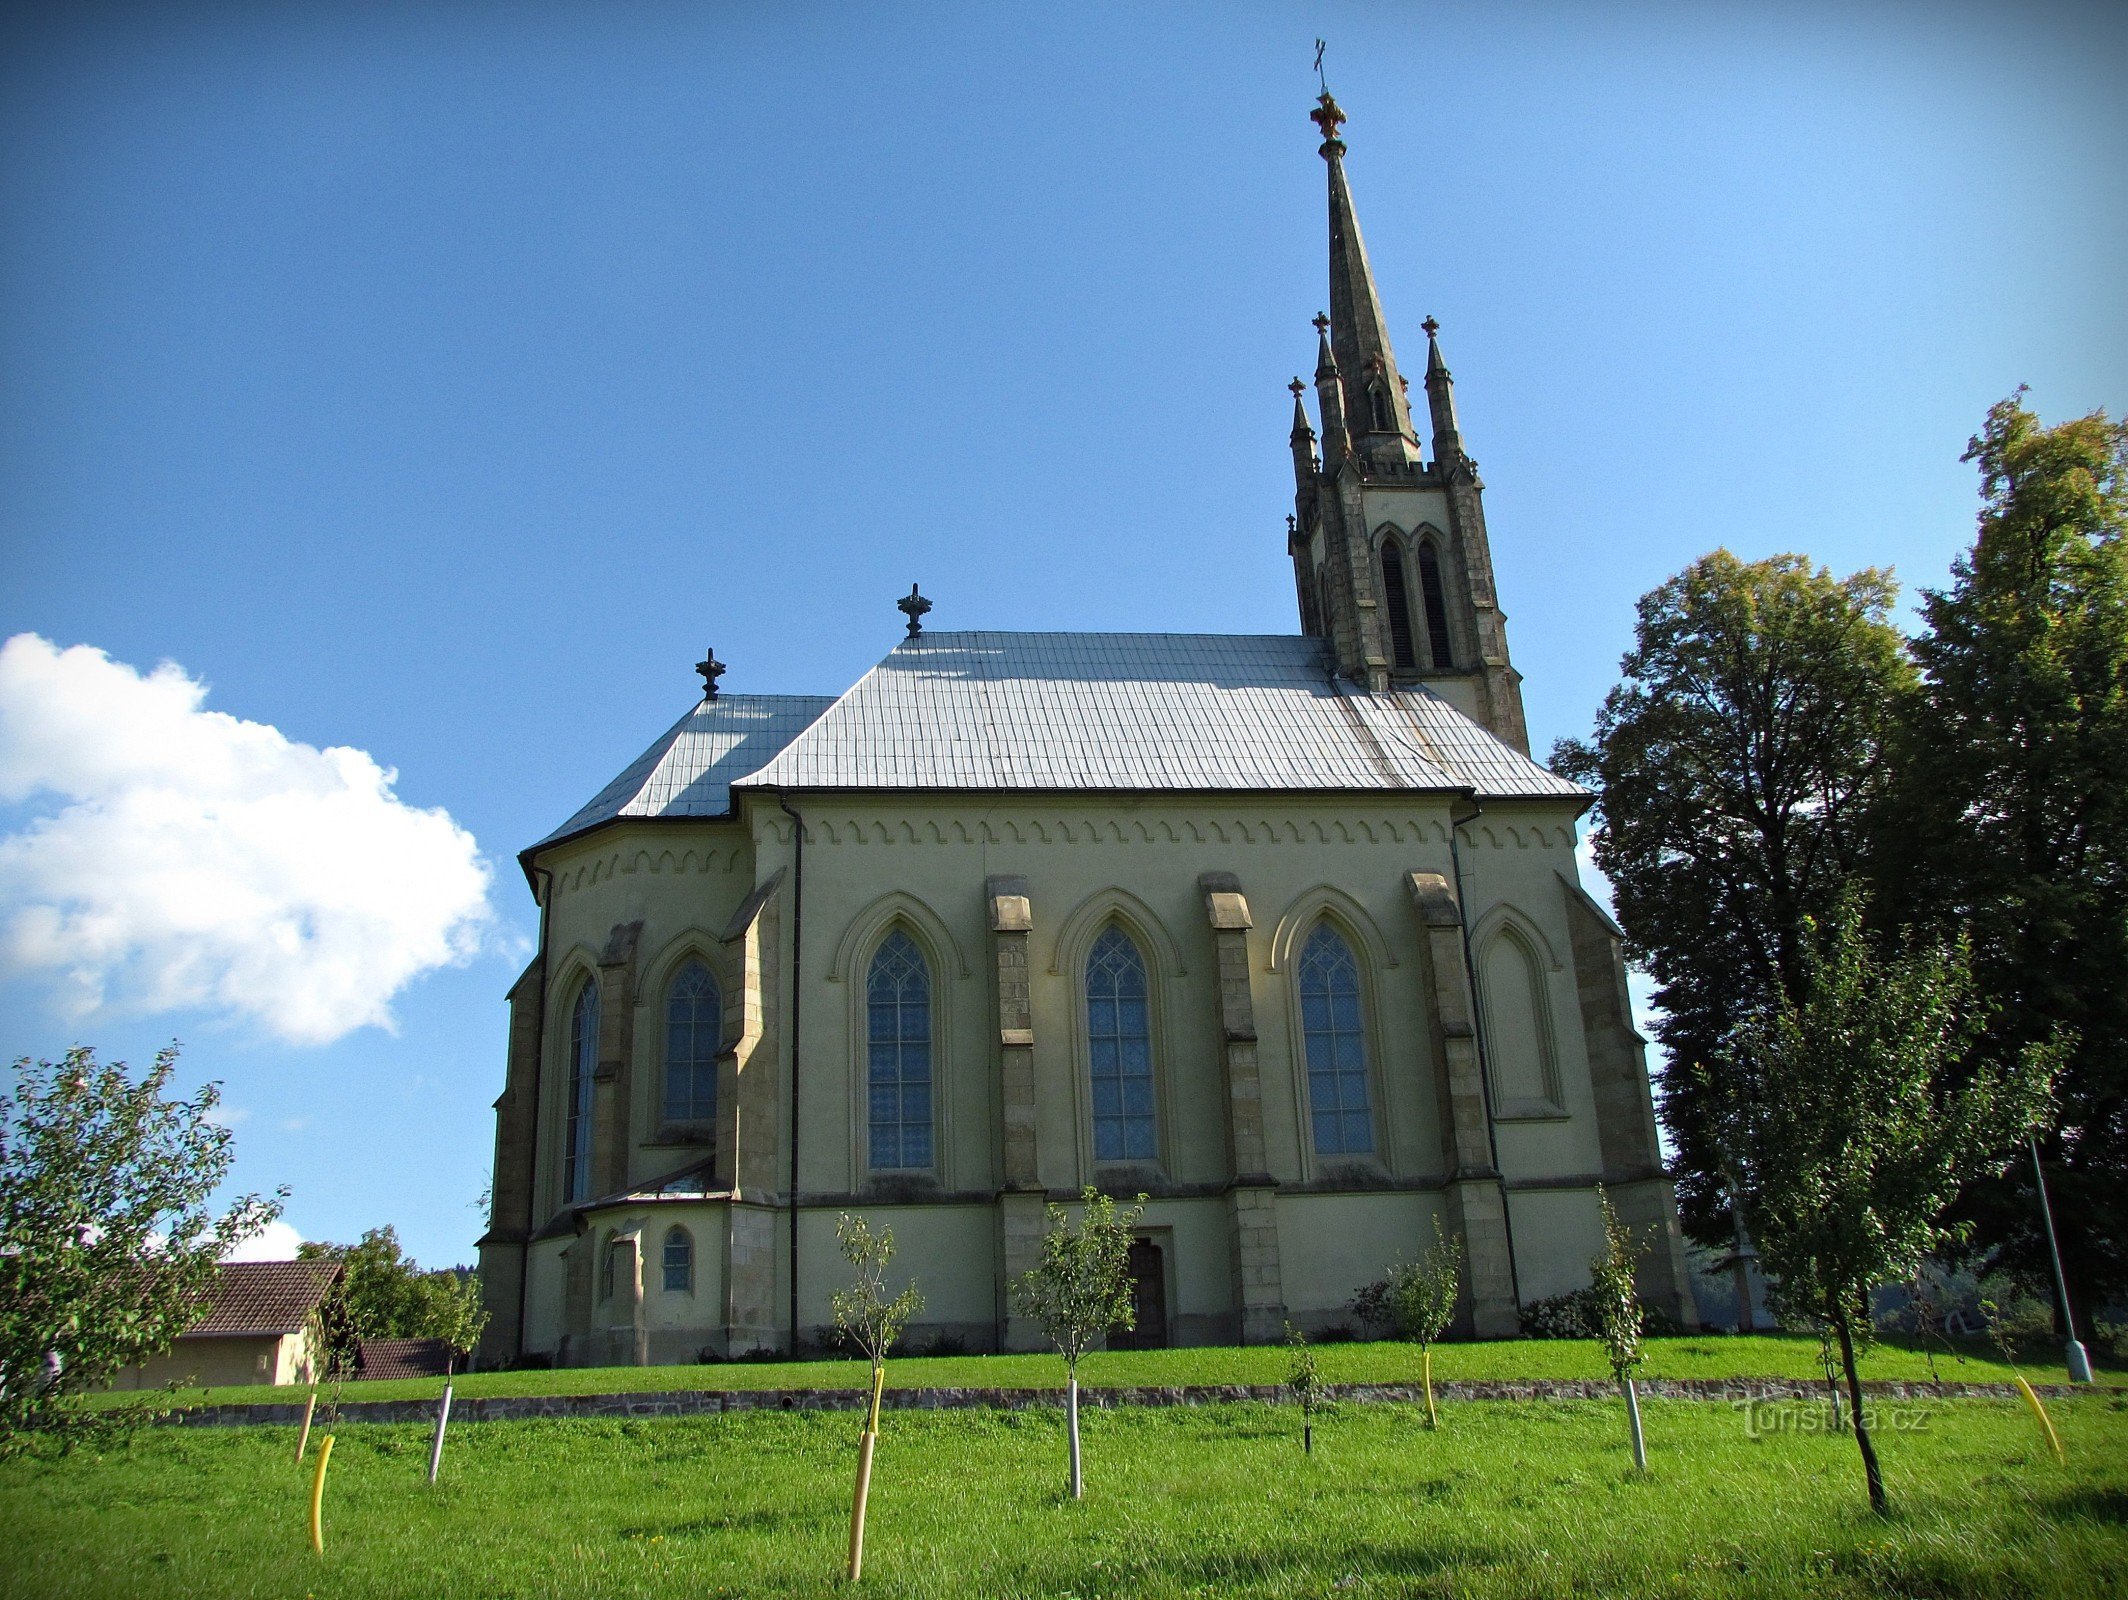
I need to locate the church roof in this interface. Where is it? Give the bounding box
[533,693,837,849]
[737,632,1582,801]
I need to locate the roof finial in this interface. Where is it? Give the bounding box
[1311,311,1330,336]
[1288,376,1305,399]
[694,646,727,701]
[897,583,932,639]
[1310,46,1346,162]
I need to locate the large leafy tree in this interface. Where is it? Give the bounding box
[0,1045,283,1452]
[1552,551,1914,1244]
[1705,903,2059,1512]
[1882,393,2128,1315]
[298,1226,486,1355]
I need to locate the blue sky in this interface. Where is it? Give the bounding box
[2,1,2122,1269]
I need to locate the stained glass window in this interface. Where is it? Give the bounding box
[867,930,933,1170]
[1086,926,1157,1162]
[662,1227,693,1294]
[1299,924,1374,1155]
[663,961,720,1124]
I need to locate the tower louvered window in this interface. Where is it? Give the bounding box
[1299,924,1374,1154]
[663,961,720,1124]
[1086,926,1157,1162]
[1418,542,1454,670]
[866,930,934,1170]
[565,979,599,1202]
[1380,546,1417,670]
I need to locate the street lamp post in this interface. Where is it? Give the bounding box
[2029,1137,2094,1384]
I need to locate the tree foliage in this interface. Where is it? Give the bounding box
[1704,902,2060,1510]
[1881,392,2128,1312]
[1588,1189,1644,1384]
[1386,1217,1463,1351]
[297,1226,486,1356]
[830,1213,923,1374]
[0,1045,283,1452]
[1011,1188,1145,1375]
[1552,550,1914,1244]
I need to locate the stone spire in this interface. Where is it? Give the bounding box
[1422,315,1463,461]
[1288,378,1317,489]
[1313,93,1422,471]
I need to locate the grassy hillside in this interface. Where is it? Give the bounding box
[7,1396,2123,1598]
[116,1331,2113,1410]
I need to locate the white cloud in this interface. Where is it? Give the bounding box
[0,634,495,1044]
[223,1219,305,1262]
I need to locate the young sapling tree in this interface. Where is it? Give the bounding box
[1387,1215,1464,1429]
[1011,1187,1144,1500]
[1284,1323,1321,1455]
[830,1214,923,1581]
[1589,1187,1649,1471]
[1707,902,2060,1513]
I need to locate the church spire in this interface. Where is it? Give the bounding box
[1313,93,1421,471]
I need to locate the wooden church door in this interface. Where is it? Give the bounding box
[1114,1238,1168,1349]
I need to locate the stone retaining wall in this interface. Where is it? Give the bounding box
[163,1376,2112,1429]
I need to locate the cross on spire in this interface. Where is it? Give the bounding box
[694,646,726,701]
[897,584,932,639]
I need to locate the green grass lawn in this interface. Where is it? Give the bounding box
[119,1332,2115,1410]
[6,1395,2125,1598]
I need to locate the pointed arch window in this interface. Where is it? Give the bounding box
[1299,923,1375,1155]
[662,961,720,1124]
[1417,542,1454,670]
[662,1227,694,1294]
[1369,383,1394,431]
[1380,545,1418,670]
[1086,926,1157,1162]
[866,930,934,1170]
[565,978,599,1202]
[598,1229,616,1301]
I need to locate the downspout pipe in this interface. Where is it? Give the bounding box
[517,865,554,1362]
[1448,792,1523,1317]
[777,794,806,1354]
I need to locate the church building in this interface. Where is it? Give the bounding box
[476,93,1697,1367]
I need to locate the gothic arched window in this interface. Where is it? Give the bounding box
[1417,542,1454,670]
[1298,923,1375,1155]
[866,930,934,1170]
[1380,545,1418,671]
[662,960,720,1124]
[1370,383,1393,431]
[662,1226,694,1294]
[598,1229,616,1301]
[565,978,599,1203]
[1086,926,1157,1162]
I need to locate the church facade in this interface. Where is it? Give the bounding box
[476,94,1696,1367]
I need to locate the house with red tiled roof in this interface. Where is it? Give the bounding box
[108,1259,342,1391]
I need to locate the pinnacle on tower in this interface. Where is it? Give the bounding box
[1421,315,1464,462]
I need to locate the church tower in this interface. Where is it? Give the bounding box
[1287,92,1530,754]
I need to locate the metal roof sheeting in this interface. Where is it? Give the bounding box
[534,694,837,847]
[736,633,1582,801]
